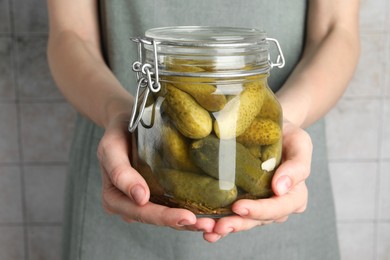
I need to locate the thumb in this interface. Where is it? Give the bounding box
[98,137,150,206]
[272,160,310,196]
[272,125,312,196]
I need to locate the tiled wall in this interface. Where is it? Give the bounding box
[0,0,76,259]
[325,0,390,259]
[0,0,388,259]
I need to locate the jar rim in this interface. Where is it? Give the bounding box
[145,26,267,47]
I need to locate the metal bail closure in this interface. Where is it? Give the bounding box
[128,38,161,133]
[266,38,285,69]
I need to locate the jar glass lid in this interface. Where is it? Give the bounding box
[145,26,267,47]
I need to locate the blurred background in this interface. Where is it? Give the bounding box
[0,0,389,259]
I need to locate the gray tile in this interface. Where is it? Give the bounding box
[382,100,390,159]
[24,165,67,223]
[0,37,15,100]
[337,222,375,260]
[344,33,386,98]
[325,97,381,160]
[0,166,23,223]
[12,0,48,33]
[20,102,76,162]
[377,222,390,260]
[386,32,390,98]
[28,226,62,260]
[378,162,390,220]
[0,103,20,163]
[0,0,11,33]
[360,0,388,32]
[330,162,377,221]
[0,226,25,260]
[15,36,62,100]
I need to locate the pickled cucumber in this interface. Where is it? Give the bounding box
[237,117,281,146]
[258,87,282,122]
[246,145,262,158]
[134,159,165,196]
[165,58,209,72]
[261,138,282,167]
[161,123,200,172]
[214,81,265,139]
[163,61,227,112]
[190,135,271,197]
[162,83,212,139]
[156,168,237,209]
[171,81,227,112]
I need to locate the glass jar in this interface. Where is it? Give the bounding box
[129,26,284,217]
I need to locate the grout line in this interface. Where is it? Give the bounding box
[0,98,67,104]
[23,222,63,226]
[13,32,48,37]
[342,94,387,99]
[337,219,377,224]
[8,0,29,259]
[0,161,69,167]
[0,222,62,227]
[373,6,390,260]
[0,99,16,104]
[328,158,379,163]
[0,223,25,227]
[337,96,383,101]
[5,98,67,104]
[377,219,390,223]
[0,33,48,36]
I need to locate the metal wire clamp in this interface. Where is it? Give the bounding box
[266,38,285,69]
[128,38,161,133]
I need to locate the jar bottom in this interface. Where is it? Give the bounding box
[150,191,273,218]
[150,194,234,217]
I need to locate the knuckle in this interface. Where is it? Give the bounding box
[295,185,309,214]
[109,165,128,187]
[134,213,146,224]
[97,143,103,160]
[276,216,289,223]
[295,203,307,214]
[299,164,311,180]
[121,216,136,224]
[295,193,308,213]
[101,197,115,215]
[291,164,310,183]
[96,138,108,161]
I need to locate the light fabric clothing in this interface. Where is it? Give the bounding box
[62,1,340,259]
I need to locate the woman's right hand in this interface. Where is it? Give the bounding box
[96,113,216,232]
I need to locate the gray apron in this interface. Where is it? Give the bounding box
[62,1,340,259]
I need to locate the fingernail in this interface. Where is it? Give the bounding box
[130,184,146,205]
[235,207,249,216]
[276,175,292,196]
[213,234,222,242]
[177,219,193,226]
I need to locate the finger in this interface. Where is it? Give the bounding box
[184,218,216,233]
[275,215,289,223]
[98,135,150,206]
[232,182,308,220]
[103,187,198,229]
[272,127,312,196]
[211,215,274,236]
[203,233,222,243]
[121,216,137,224]
[212,212,288,237]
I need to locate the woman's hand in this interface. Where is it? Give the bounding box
[203,119,312,243]
[97,113,216,232]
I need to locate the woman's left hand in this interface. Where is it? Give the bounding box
[203,119,313,242]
